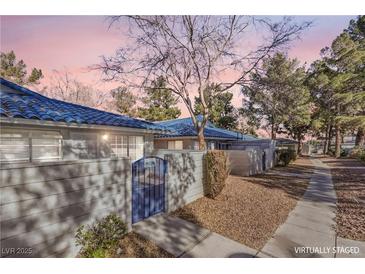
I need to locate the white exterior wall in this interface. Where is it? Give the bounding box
[152,150,205,212]
[225,150,264,176]
[0,158,132,258]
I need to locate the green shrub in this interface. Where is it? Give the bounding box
[360,153,365,162]
[204,150,230,198]
[276,149,297,166]
[75,213,127,258]
[328,147,348,157]
[351,147,365,162]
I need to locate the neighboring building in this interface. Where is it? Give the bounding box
[154,116,260,150]
[0,78,167,164]
[275,138,299,150]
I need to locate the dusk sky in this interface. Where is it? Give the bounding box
[0,15,357,118]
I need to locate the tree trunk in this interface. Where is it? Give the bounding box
[355,128,365,147]
[271,125,276,140]
[297,139,303,155]
[327,124,333,154]
[335,125,342,158]
[323,123,330,154]
[197,126,207,150]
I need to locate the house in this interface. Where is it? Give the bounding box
[0,77,168,164]
[275,138,299,152]
[154,116,258,150]
[0,78,275,257]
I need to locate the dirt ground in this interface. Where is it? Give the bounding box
[172,157,314,250]
[118,232,173,258]
[321,157,365,241]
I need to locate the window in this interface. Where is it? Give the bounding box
[168,140,183,150]
[32,131,62,161]
[0,132,29,162]
[68,132,97,159]
[208,142,215,150]
[129,136,144,161]
[32,139,62,161]
[107,135,144,161]
[193,141,199,150]
[175,140,183,150]
[168,141,175,150]
[110,135,128,158]
[0,129,62,163]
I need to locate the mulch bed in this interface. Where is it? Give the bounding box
[321,157,365,241]
[118,232,173,258]
[172,157,313,250]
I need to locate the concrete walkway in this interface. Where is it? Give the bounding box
[259,158,337,257]
[259,158,365,258]
[133,214,258,258]
[134,158,365,258]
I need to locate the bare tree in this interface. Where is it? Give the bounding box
[97,16,311,149]
[43,71,109,109]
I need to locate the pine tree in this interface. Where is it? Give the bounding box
[308,26,365,157]
[242,52,310,140]
[111,87,138,117]
[137,76,181,121]
[0,50,43,85]
[194,84,238,130]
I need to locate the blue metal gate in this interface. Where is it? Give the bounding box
[132,156,167,223]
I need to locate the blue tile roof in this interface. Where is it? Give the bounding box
[155,116,258,140]
[0,77,167,132]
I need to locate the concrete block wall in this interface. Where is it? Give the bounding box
[264,148,275,170]
[152,150,205,212]
[0,158,132,258]
[225,150,264,176]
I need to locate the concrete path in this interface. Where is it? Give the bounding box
[133,214,258,258]
[259,158,337,257]
[134,158,365,258]
[259,158,365,258]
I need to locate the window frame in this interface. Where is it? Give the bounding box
[0,128,63,163]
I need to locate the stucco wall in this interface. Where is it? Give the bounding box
[0,158,132,258]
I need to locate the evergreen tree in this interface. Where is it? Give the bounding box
[308,26,365,157]
[111,87,138,117]
[242,52,309,140]
[345,15,365,147]
[194,84,238,130]
[0,50,43,85]
[137,76,181,121]
[283,86,312,154]
[345,15,365,42]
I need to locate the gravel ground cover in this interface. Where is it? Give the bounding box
[322,157,365,241]
[172,157,313,250]
[118,232,173,258]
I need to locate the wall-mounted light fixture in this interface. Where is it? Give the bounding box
[102,133,109,141]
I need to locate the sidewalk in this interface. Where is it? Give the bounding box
[258,158,365,258]
[133,214,258,258]
[259,158,337,257]
[133,158,365,258]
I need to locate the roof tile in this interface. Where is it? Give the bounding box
[0,78,167,132]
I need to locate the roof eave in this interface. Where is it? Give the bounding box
[0,117,169,134]
[154,135,239,140]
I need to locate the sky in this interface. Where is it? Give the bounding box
[0,15,357,121]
